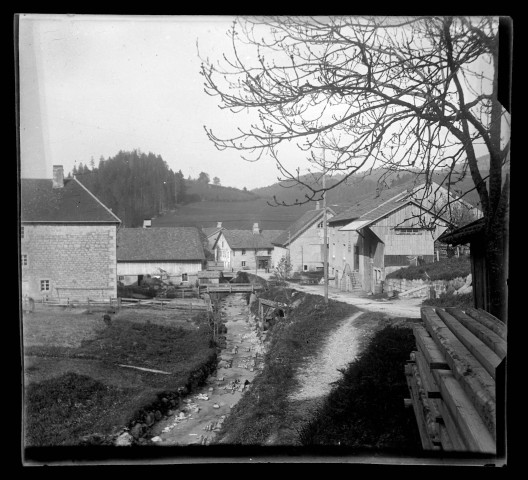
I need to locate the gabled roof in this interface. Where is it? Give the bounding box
[437,218,485,246]
[202,226,224,238]
[21,177,121,223]
[117,227,205,262]
[216,229,284,250]
[329,181,418,225]
[272,208,336,247]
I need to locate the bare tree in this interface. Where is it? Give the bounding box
[200,15,510,320]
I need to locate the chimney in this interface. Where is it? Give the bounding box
[52,165,64,188]
[143,219,152,228]
[253,223,260,234]
[217,221,222,228]
[315,201,320,210]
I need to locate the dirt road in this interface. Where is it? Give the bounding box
[149,293,265,445]
[289,283,423,318]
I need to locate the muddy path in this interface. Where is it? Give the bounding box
[149,293,265,445]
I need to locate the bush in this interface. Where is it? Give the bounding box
[386,256,470,281]
[117,284,157,298]
[422,292,473,308]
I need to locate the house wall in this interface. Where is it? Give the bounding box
[117,260,203,286]
[271,246,288,271]
[230,248,274,271]
[329,227,359,287]
[288,222,330,272]
[20,223,117,301]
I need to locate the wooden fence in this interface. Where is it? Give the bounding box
[405,306,506,454]
[119,297,210,312]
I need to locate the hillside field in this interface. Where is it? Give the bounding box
[151,198,314,230]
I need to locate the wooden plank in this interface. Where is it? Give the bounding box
[413,324,450,369]
[465,308,507,341]
[405,365,435,450]
[436,308,501,380]
[446,308,507,360]
[409,362,442,448]
[435,395,467,451]
[414,351,441,405]
[431,367,496,454]
[421,307,496,436]
[118,364,172,374]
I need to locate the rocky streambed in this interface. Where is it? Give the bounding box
[145,293,266,446]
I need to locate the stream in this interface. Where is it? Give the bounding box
[148,293,265,445]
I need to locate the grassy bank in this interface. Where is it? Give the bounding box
[213,288,360,444]
[387,256,471,281]
[422,292,474,308]
[23,307,217,447]
[298,323,422,453]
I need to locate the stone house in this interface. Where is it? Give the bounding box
[20,165,121,301]
[328,181,457,294]
[271,203,337,273]
[213,223,283,272]
[116,227,206,286]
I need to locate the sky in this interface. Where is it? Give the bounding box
[18,15,499,191]
[18,14,310,190]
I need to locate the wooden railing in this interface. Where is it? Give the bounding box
[200,283,263,293]
[405,306,507,454]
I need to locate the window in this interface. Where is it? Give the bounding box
[241,249,246,255]
[40,280,50,292]
[395,228,423,235]
[303,265,308,271]
[241,261,246,267]
[348,243,352,252]
[119,276,124,281]
[267,249,272,255]
[317,221,323,228]
[21,226,24,239]
[21,254,28,266]
[182,273,188,282]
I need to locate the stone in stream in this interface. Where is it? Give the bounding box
[115,432,134,446]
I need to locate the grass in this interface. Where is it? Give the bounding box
[213,287,361,445]
[386,256,471,281]
[422,292,474,309]
[298,324,422,452]
[23,306,217,447]
[151,198,313,230]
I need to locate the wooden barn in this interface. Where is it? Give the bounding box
[328,182,454,294]
[116,227,206,286]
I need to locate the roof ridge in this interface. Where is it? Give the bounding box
[74,177,122,223]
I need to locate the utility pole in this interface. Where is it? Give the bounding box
[323,161,328,304]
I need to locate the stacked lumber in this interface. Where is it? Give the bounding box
[405,307,507,454]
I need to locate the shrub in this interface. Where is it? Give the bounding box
[422,292,473,308]
[386,256,470,281]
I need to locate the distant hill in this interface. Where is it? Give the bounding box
[184,179,259,203]
[251,155,493,210]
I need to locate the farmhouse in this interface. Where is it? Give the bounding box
[327,181,461,294]
[271,203,337,273]
[213,223,283,272]
[116,227,206,286]
[20,165,121,301]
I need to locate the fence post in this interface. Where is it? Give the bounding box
[87,298,91,313]
[118,297,122,310]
